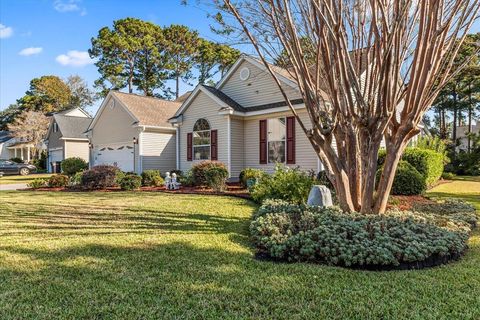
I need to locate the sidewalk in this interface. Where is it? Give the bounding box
[0,184,27,191]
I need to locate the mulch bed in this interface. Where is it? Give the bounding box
[388,195,436,211]
[21,183,251,199]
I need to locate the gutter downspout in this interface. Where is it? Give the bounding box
[175,126,180,171]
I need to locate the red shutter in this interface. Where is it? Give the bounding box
[211,130,218,160]
[187,132,193,161]
[286,116,296,164]
[259,120,267,164]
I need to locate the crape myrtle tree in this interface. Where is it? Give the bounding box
[215,0,479,213]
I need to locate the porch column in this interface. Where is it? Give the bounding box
[14,148,17,158]
[20,148,24,160]
[27,146,31,162]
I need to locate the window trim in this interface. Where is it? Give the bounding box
[192,118,211,161]
[53,122,58,133]
[267,117,286,164]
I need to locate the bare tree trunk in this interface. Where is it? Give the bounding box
[452,91,458,142]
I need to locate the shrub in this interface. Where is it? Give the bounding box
[441,172,456,180]
[378,148,444,187]
[141,170,164,187]
[179,169,195,186]
[118,172,142,191]
[10,157,23,164]
[47,174,69,188]
[61,157,88,176]
[204,166,229,192]
[376,161,426,195]
[170,170,183,177]
[69,171,83,187]
[27,178,47,189]
[191,161,228,186]
[239,168,266,188]
[251,202,472,267]
[402,148,444,187]
[250,164,316,204]
[81,165,120,190]
[413,199,478,228]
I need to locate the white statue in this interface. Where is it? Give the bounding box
[171,173,179,190]
[164,172,171,189]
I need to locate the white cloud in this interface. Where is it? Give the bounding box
[53,0,86,15]
[0,24,13,39]
[19,47,43,56]
[56,50,94,67]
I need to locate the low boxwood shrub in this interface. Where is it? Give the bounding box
[179,169,195,186]
[204,166,229,192]
[250,164,317,204]
[47,174,69,188]
[81,165,120,190]
[191,161,228,186]
[376,161,426,195]
[251,202,472,268]
[141,170,164,187]
[117,172,142,191]
[61,157,88,176]
[239,168,266,188]
[27,178,47,189]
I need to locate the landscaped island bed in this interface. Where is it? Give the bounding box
[0,177,479,319]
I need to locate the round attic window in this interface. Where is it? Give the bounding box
[239,67,250,81]
[109,100,115,109]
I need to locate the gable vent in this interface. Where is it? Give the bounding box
[239,67,250,81]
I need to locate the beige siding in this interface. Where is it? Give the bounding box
[230,117,244,177]
[179,91,228,173]
[220,60,301,108]
[63,108,88,117]
[65,140,89,161]
[243,109,318,173]
[91,96,139,146]
[141,130,176,173]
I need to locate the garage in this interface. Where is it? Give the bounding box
[49,149,63,173]
[94,144,135,172]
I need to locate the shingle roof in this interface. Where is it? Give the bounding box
[0,131,12,143]
[175,91,192,103]
[53,115,92,139]
[112,91,181,127]
[202,85,247,112]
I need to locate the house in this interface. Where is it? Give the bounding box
[169,54,324,178]
[86,91,181,173]
[0,131,36,162]
[45,108,92,173]
[456,122,479,151]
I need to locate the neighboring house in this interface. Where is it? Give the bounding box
[456,122,479,151]
[86,91,181,173]
[0,131,35,162]
[45,108,92,173]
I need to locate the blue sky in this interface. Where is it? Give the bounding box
[0,0,248,114]
[0,0,479,114]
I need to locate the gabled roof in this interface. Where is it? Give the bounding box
[0,131,12,143]
[89,91,182,130]
[202,86,246,112]
[53,114,92,139]
[111,91,181,127]
[175,91,192,103]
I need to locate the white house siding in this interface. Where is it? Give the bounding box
[179,91,228,173]
[230,117,244,177]
[141,130,176,174]
[219,60,301,108]
[243,108,318,173]
[65,140,89,162]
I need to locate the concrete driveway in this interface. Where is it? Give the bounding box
[0,183,27,191]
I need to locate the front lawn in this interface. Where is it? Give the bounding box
[0,173,52,185]
[0,180,479,319]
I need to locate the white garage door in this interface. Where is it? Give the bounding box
[49,149,63,163]
[94,145,134,172]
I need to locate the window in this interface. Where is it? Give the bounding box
[53,123,58,133]
[193,118,211,160]
[267,117,286,163]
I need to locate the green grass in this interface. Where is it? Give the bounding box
[0,180,479,319]
[0,173,52,185]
